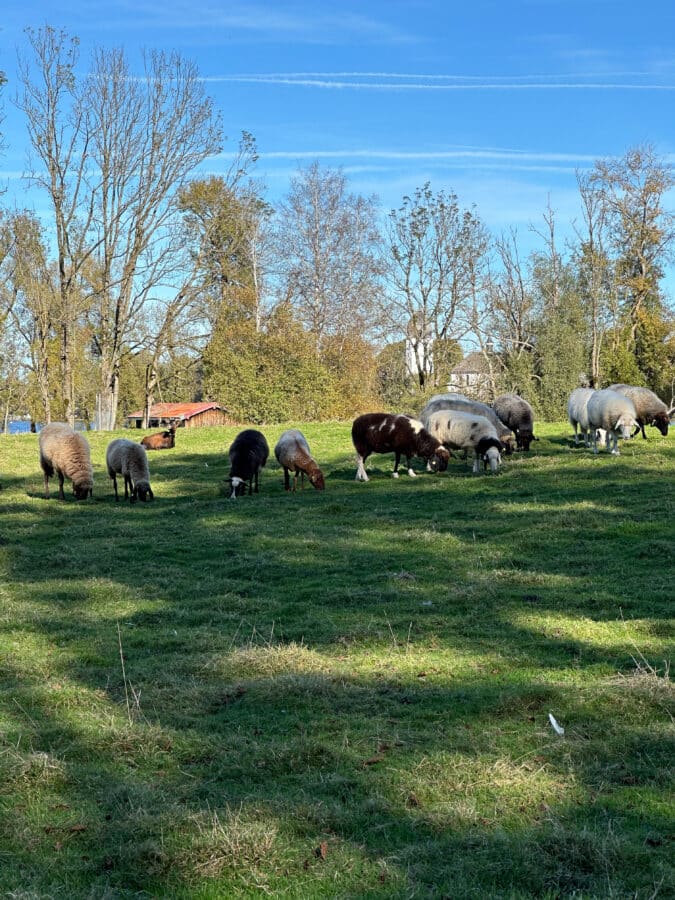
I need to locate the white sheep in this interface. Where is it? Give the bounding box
[567,387,598,447]
[421,395,514,452]
[586,389,638,455]
[106,439,154,502]
[274,429,325,491]
[38,423,94,500]
[423,408,505,473]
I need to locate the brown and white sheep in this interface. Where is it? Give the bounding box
[141,421,177,450]
[352,413,450,481]
[38,423,94,500]
[227,429,269,498]
[608,384,673,439]
[274,429,325,491]
[106,439,154,502]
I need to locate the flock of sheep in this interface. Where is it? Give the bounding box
[29,382,671,503]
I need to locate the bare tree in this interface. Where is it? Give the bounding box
[274,162,384,348]
[16,28,222,429]
[383,183,488,391]
[16,27,93,425]
[85,46,222,430]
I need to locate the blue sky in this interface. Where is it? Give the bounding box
[2,0,675,286]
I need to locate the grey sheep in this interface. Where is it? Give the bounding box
[587,389,638,455]
[39,423,94,500]
[422,408,505,473]
[274,429,325,491]
[492,393,538,451]
[421,395,514,452]
[106,438,154,502]
[608,384,673,439]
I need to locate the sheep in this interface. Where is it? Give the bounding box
[492,393,538,451]
[38,422,94,500]
[421,396,515,453]
[227,429,269,498]
[567,387,599,447]
[106,438,154,502]
[141,421,177,450]
[607,384,673,439]
[352,413,450,481]
[274,429,325,491]
[422,408,506,474]
[586,389,638,455]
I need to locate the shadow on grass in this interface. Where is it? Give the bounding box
[0,433,673,896]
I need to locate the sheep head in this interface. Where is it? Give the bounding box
[428,446,450,473]
[133,481,154,502]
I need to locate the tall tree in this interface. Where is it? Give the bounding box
[16,27,91,425]
[589,144,675,385]
[17,27,222,429]
[274,162,383,347]
[0,210,58,422]
[384,182,488,391]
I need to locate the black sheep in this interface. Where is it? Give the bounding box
[226,429,269,498]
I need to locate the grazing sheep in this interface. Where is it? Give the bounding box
[106,439,154,502]
[607,384,673,439]
[587,389,638,455]
[38,423,94,500]
[227,429,269,498]
[492,393,538,451]
[423,408,506,474]
[141,421,177,450]
[421,396,514,452]
[352,413,450,481]
[274,429,325,491]
[567,387,598,447]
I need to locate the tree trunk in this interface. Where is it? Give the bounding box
[143,363,158,428]
[97,360,120,431]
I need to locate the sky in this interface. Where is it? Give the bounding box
[1,0,675,291]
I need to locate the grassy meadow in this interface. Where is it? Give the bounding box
[0,420,673,898]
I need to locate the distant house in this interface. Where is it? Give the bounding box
[125,402,233,429]
[448,352,492,398]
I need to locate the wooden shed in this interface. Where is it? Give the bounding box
[125,402,233,429]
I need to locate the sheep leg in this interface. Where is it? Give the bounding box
[355,454,369,482]
[57,471,65,501]
[111,473,120,502]
[406,455,416,478]
[283,468,291,491]
[392,452,401,478]
[124,474,135,502]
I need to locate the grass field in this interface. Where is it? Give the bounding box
[0,421,673,899]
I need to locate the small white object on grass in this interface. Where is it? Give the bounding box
[548,712,565,736]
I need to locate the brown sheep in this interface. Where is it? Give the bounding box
[38,423,94,500]
[274,429,325,491]
[141,421,177,450]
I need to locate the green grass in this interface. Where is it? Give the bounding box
[0,421,673,898]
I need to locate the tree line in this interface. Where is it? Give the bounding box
[0,27,673,430]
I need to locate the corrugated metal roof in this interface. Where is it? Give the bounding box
[125,402,226,421]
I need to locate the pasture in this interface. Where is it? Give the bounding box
[0,422,673,898]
